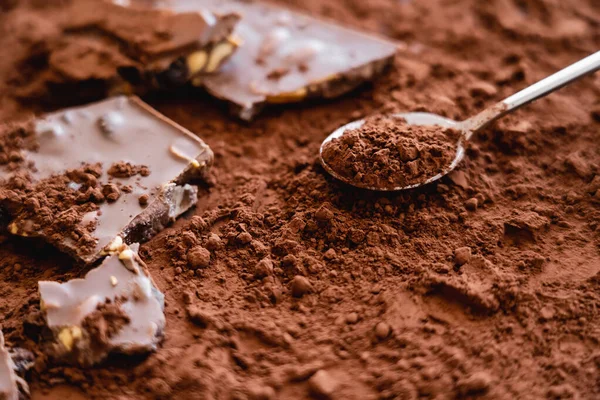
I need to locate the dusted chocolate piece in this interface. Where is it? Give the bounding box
[0,331,30,400]
[38,243,165,366]
[162,0,396,120]
[0,96,213,264]
[17,0,240,103]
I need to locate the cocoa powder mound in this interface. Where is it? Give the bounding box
[321,115,460,188]
[1,0,600,400]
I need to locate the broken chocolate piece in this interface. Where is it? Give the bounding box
[16,0,239,103]
[0,331,30,400]
[0,96,214,264]
[159,0,396,119]
[38,243,165,366]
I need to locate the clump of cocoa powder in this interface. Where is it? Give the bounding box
[107,162,150,178]
[321,115,461,189]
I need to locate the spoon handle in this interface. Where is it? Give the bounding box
[463,50,600,137]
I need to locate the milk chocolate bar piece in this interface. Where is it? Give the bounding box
[0,96,213,264]
[18,0,240,102]
[162,0,396,119]
[0,331,32,400]
[38,244,165,366]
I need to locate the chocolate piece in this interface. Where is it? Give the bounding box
[0,96,213,264]
[0,331,30,400]
[38,243,165,366]
[161,0,396,119]
[17,0,240,103]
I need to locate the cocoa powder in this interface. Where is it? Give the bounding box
[1,0,600,400]
[321,115,460,188]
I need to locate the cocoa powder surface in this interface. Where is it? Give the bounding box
[321,115,460,188]
[1,0,600,400]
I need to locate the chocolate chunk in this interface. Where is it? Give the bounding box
[38,243,165,366]
[16,0,240,103]
[160,0,396,120]
[0,331,30,400]
[0,96,214,264]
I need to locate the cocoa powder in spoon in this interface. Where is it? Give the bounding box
[321,115,461,189]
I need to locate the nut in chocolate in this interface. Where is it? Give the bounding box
[163,0,397,119]
[38,243,165,366]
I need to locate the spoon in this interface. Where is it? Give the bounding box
[320,50,600,191]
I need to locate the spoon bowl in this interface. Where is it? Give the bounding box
[319,51,600,191]
[319,112,467,191]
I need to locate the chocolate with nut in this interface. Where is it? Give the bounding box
[38,243,165,366]
[0,96,214,265]
[161,0,397,119]
[16,0,240,103]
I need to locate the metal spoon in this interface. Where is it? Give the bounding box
[320,51,600,191]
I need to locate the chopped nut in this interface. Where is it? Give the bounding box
[8,222,18,235]
[119,248,133,260]
[109,236,123,252]
[206,41,235,73]
[169,144,202,167]
[266,87,308,104]
[58,326,82,352]
[186,51,208,75]
[110,276,118,287]
[118,248,139,273]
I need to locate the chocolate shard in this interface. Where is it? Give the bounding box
[0,331,31,400]
[38,243,165,366]
[159,0,397,119]
[0,96,214,264]
[16,0,240,103]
